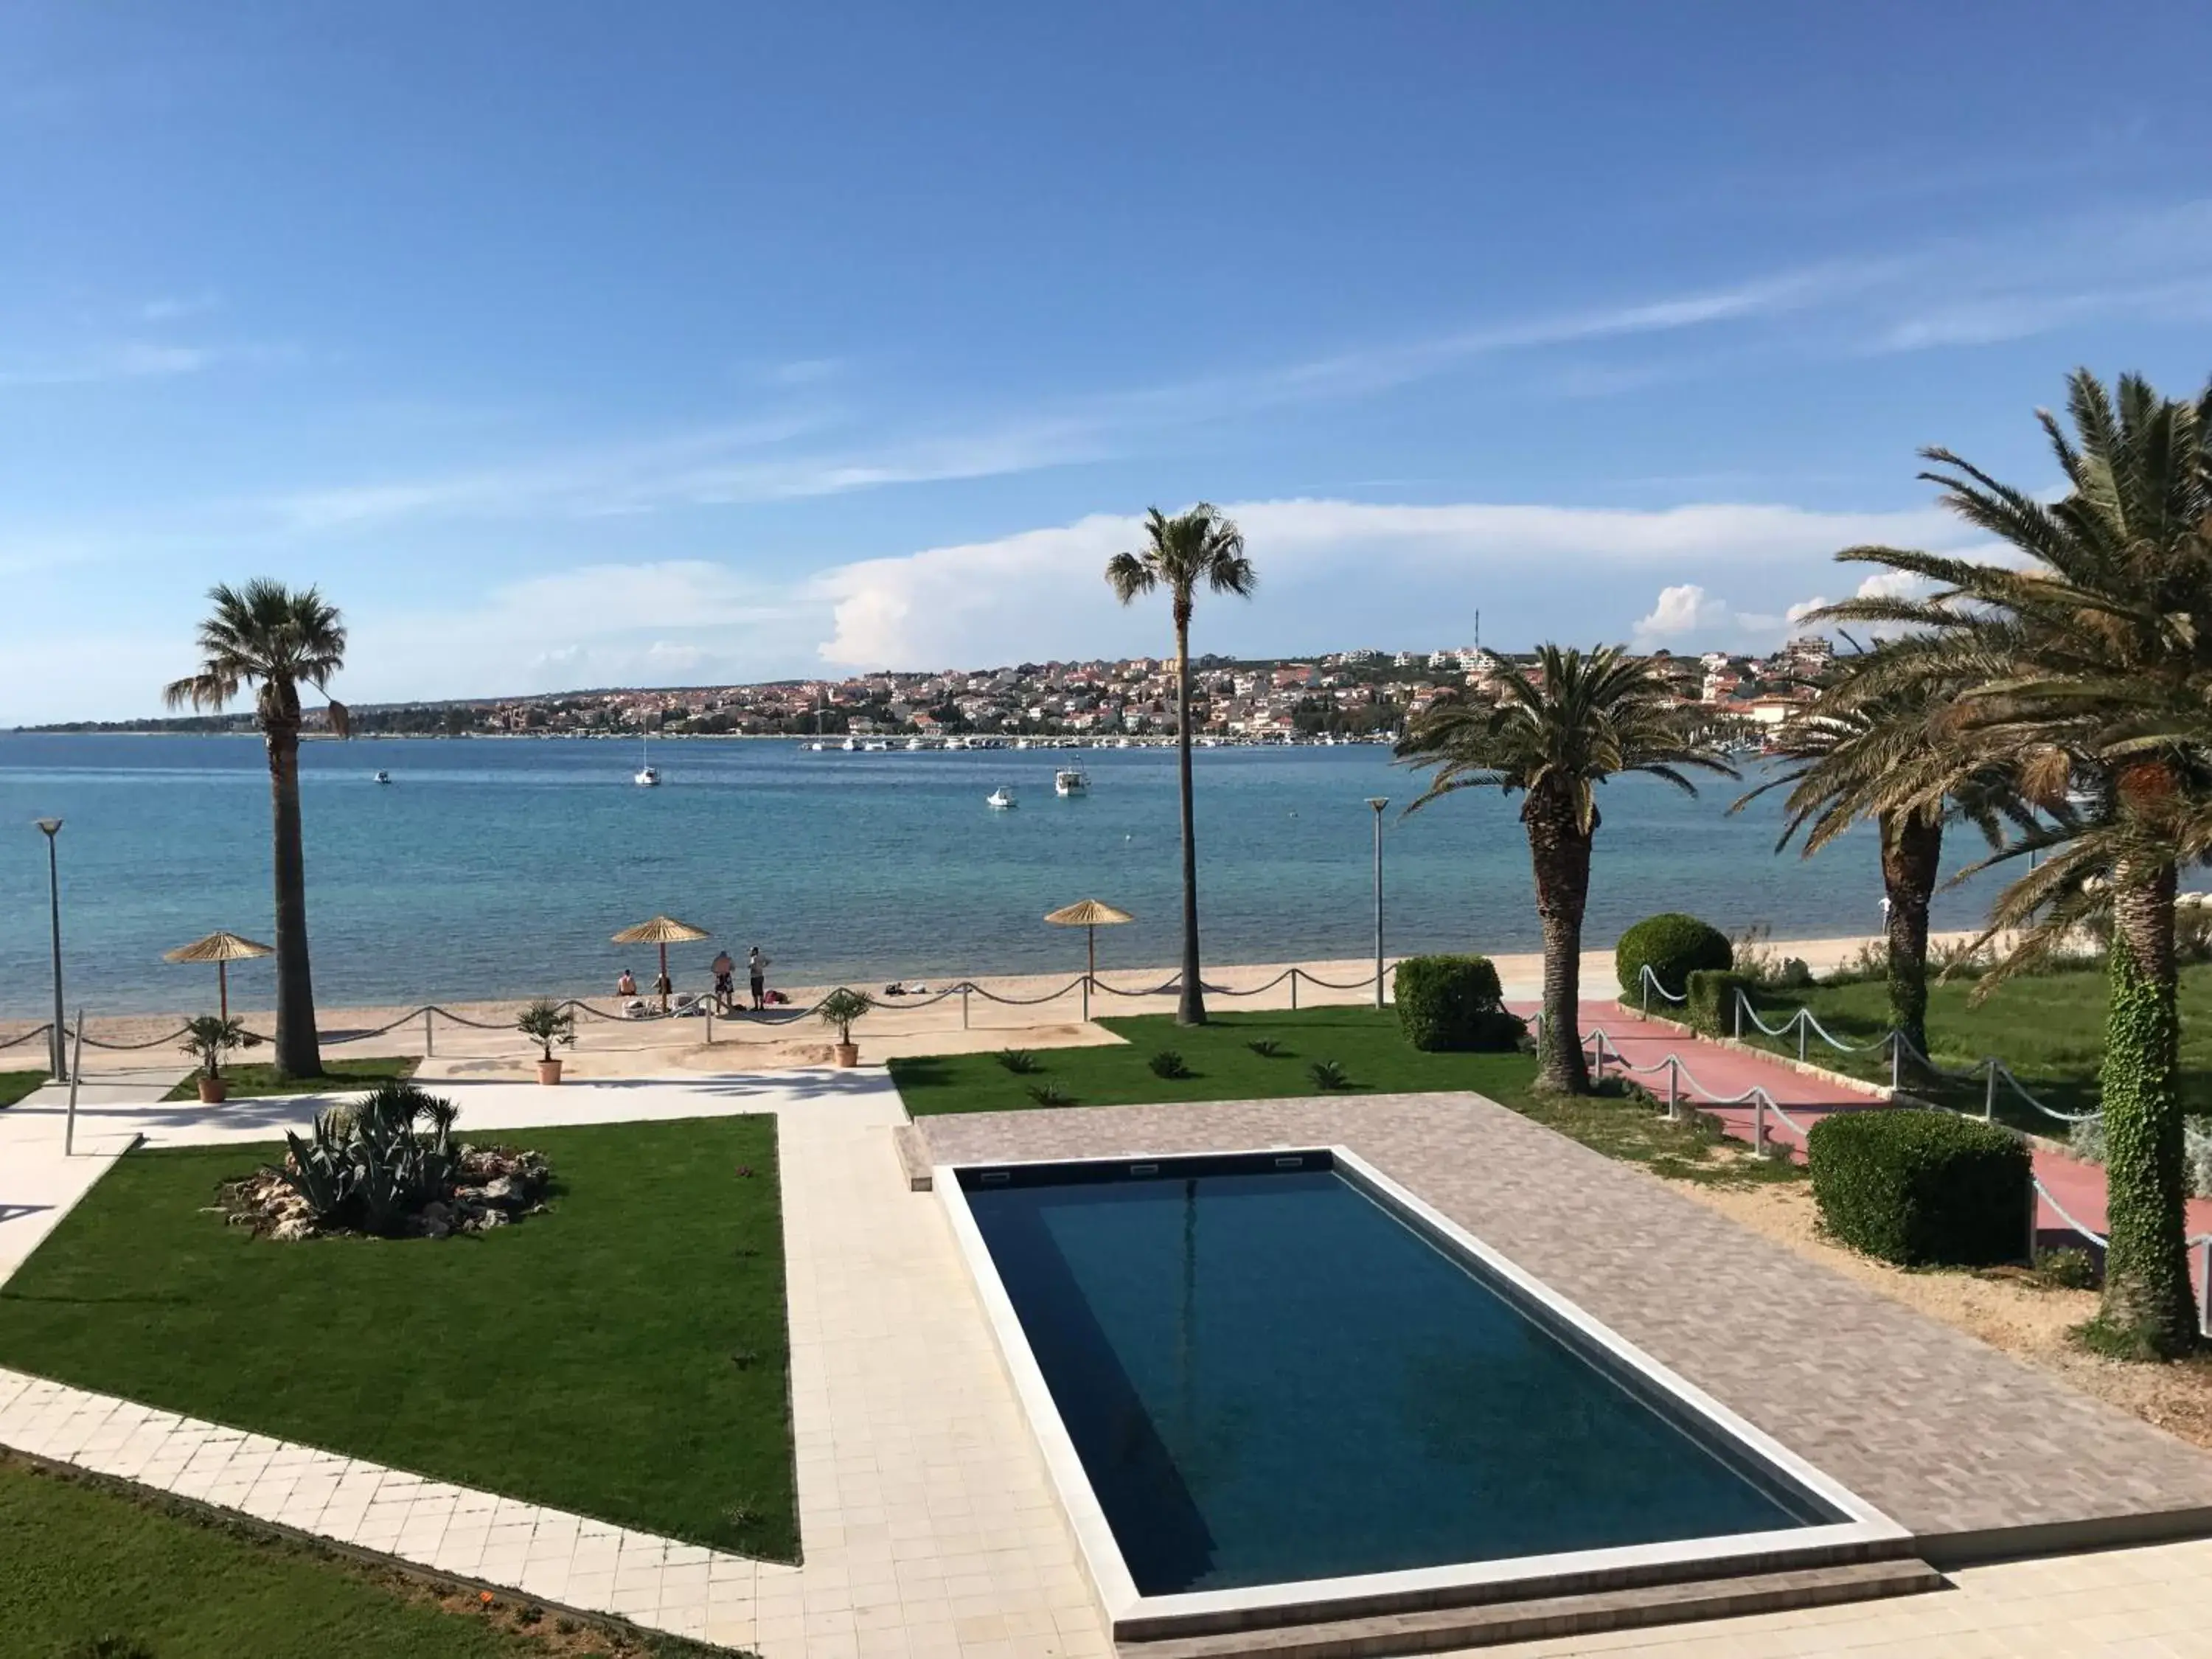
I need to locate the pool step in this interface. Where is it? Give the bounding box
[1112,1557,1946,1659]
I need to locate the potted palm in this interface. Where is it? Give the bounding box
[181,1015,261,1103]
[516,998,576,1084]
[816,987,873,1067]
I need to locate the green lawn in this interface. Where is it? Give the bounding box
[161,1054,420,1102]
[0,1070,45,1108]
[0,1453,577,1659]
[0,1116,797,1562]
[892,1006,1799,1187]
[1742,962,2212,1131]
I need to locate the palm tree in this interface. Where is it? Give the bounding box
[1732,664,2039,1062]
[1815,368,2212,1357]
[1107,504,1256,1026]
[1397,644,1736,1093]
[164,580,349,1080]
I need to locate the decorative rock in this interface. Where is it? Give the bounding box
[271,1216,313,1242]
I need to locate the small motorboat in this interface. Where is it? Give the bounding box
[906,737,926,751]
[1054,768,1088,797]
[986,787,1018,810]
[373,770,392,785]
[840,735,858,751]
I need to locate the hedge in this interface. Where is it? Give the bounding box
[1615,913,1733,999]
[1686,969,1759,1038]
[1392,956,1523,1051]
[1806,1108,2031,1267]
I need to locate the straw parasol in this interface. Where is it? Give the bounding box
[1044,898,1133,984]
[611,914,711,1004]
[163,930,273,1022]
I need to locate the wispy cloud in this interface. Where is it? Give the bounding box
[0,340,211,388]
[137,292,222,324]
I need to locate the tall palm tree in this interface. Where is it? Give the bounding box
[1397,644,1736,1093]
[1733,664,2039,1062]
[1106,504,1256,1026]
[164,580,349,1080]
[1815,368,2212,1358]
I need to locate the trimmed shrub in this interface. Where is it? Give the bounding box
[1392,955,1518,1051]
[1686,969,1759,1037]
[1807,1109,2031,1267]
[1615,913,1733,999]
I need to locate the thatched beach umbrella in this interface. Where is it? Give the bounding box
[611,914,711,1005]
[164,929,273,1021]
[1044,898,1133,984]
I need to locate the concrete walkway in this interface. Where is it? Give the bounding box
[1560,1002,2212,1263]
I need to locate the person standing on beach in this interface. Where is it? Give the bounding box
[711,949,735,1012]
[653,966,672,1014]
[748,945,769,1011]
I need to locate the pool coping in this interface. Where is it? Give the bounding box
[933,1142,1910,1640]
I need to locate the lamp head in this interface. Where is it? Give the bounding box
[1366,796,1388,813]
[35,817,62,837]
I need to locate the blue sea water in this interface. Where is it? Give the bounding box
[0,734,1995,1018]
[961,1157,1830,1593]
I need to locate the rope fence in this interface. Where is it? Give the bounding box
[5,962,1394,1068]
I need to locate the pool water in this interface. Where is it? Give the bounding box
[961,1154,1837,1595]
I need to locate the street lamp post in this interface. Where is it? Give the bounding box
[1366,797,1388,1009]
[35,818,65,1081]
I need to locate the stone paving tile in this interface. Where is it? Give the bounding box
[914,1092,2212,1548]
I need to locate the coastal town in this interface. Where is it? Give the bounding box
[39,636,1837,742]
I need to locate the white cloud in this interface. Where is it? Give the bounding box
[1630,583,1788,650]
[813,498,1966,669]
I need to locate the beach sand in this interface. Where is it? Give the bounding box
[2,931,1958,1083]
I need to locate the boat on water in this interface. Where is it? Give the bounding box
[1054,768,1088,797]
[1015,737,1032,750]
[840,735,858,751]
[986,787,1018,810]
[906,737,927,751]
[373,770,392,785]
[634,735,659,787]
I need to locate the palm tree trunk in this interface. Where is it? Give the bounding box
[265,719,324,1079]
[1879,810,1941,1063]
[2097,860,2194,1356]
[1174,608,1206,1026]
[1526,793,1592,1093]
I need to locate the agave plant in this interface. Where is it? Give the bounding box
[270,1081,462,1235]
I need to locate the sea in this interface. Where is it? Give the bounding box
[0,733,2003,1018]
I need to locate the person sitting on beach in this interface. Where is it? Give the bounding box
[653,968,672,1013]
[616,967,637,998]
[748,945,770,1012]
[711,950,735,1012]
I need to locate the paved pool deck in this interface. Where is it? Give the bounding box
[911,1092,2212,1562]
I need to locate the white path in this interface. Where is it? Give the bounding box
[0,1073,1105,1658]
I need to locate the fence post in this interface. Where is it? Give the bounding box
[1983,1063,1997,1123]
[1752,1096,1767,1157]
[424,1009,434,1058]
[706,1001,714,1044]
[2028,1179,2042,1264]
[1290,968,1299,1012]
[2198,1239,2211,1338]
[1796,1011,1808,1065]
[64,1009,83,1155]
[1666,1057,1680,1122]
[1641,973,1650,1019]
[1082,975,1091,1023]
[961,984,970,1030]
[1889,1033,1902,1097]
[1733,990,1744,1041]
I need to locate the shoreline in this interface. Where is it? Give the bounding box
[0,932,1940,1058]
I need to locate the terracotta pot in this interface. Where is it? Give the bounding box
[537,1057,564,1085]
[196,1074,227,1105]
[832,1042,859,1068]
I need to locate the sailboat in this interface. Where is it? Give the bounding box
[634,734,660,787]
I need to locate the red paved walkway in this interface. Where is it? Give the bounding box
[1511,1002,2212,1276]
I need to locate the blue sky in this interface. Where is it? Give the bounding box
[8,1,2212,723]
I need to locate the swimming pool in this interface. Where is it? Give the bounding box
[940,1147,1905,1632]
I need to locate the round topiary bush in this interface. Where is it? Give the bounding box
[1615,913,1733,999]
[1392,955,1523,1051]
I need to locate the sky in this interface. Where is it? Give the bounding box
[7,1,2212,723]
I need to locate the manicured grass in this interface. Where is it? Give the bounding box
[161,1054,420,1102]
[892,1006,1799,1186]
[0,1070,45,1107]
[0,1453,574,1659]
[0,1116,796,1561]
[1745,963,2212,1131]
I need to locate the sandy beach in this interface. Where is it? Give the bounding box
[1,931,1961,1083]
